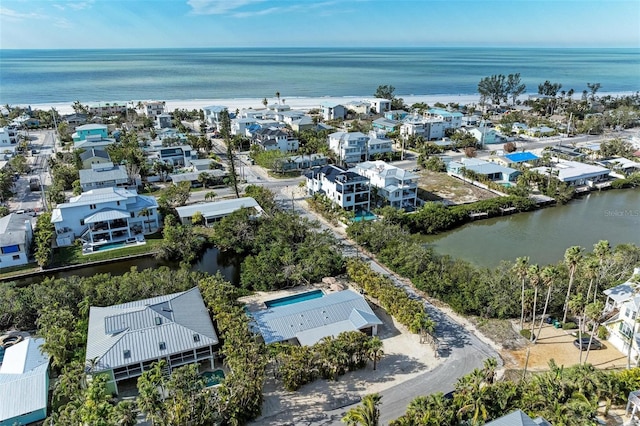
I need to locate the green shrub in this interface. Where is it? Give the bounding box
[562,322,577,330]
[597,325,610,340]
[611,179,629,189]
[520,329,532,340]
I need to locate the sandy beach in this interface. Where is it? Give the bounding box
[21,91,637,117]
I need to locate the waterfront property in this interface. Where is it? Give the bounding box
[448,158,521,183]
[321,102,347,121]
[0,213,33,269]
[85,287,218,395]
[305,164,371,212]
[352,160,418,210]
[0,338,50,426]
[51,187,160,247]
[531,159,610,187]
[367,98,392,114]
[596,157,640,177]
[203,105,227,128]
[603,267,640,363]
[79,162,132,192]
[143,100,166,117]
[175,197,263,226]
[250,289,382,346]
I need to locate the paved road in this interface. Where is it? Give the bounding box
[266,188,501,425]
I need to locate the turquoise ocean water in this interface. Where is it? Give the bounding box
[0,47,638,105]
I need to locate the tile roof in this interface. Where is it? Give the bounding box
[86,288,218,373]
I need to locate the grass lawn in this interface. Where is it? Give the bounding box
[51,233,164,267]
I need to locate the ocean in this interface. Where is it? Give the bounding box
[0,47,638,106]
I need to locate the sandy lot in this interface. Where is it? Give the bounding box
[416,169,497,204]
[503,321,628,371]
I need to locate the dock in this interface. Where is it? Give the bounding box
[469,211,489,220]
[500,207,517,215]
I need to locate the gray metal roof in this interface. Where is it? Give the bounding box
[0,338,49,423]
[485,410,549,426]
[84,209,131,224]
[251,290,382,345]
[79,148,110,162]
[79,164,129,185]
[0,213,31,247]
[175,197,261,220]
[86,288,218,373]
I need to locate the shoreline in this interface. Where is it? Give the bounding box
[19,91,639,116]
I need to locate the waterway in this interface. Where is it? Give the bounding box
[423,189,640,268]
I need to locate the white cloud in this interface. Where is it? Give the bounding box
[67,1,94,11]
[54,17,72,28]
[187,0,266,15]
[0,7,46,21]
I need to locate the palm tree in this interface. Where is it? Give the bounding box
[536,265,559,343]
[275,91,281,104]
[514,256,530,331]
[528,264,541,342]
[583,301,604,365]
[204,191,217,202]
[262,98,268,108]
[367,336,384,371]
[568,294,587,364]
[342,393,382,426]
[483,357,498,385]
[593,240,611,302]
[137,208,152,233]
[562,246,584,323]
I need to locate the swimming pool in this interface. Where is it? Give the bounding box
[351,210,377,222]
[202,369,225,387]
[265,289,324,308]
[94,241,128,251]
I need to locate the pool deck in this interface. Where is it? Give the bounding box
[240,279,350,313]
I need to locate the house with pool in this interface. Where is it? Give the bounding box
[85,287,219,395]
[250,289,382,346]
[51,187,160,249]
[351,160,418,210]
[602,268,640,363]
[305,164,371,212]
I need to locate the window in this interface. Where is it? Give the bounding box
[130,212,135,218]
[89,204,96,210]
[346,196,351,202]
[80,219,85,226]
[621,322,633,339]
[159,342,166,350]
[123,349,131,359]
[12,255,20,260]
[155,317,162,326]
[117,201,120,206]
[193,334,200,342]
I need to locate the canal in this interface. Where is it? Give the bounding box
[424,189,640,268]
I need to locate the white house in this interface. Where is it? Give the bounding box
[368,98,392,114]
[252,127,299,152]
[231,117,259,136]
[468,127,510,145]
[448,158,521,182]
[155,114,173,129]
[366,131,394,159]
[352,161,418,210]
[175,197,263,226]
[85,287,218,395]
[400,115,446,141]
[143,101,165,117]
[0,213,33,269]
[328,131,369,164]
[603,267,640,363]
[146,143,197,167]
[0,126,18,153]
[51,187,160,247]
[203,105,227,127]
[305,164,370,211]
[531,159,610,187]
[426,108,463,130]
[79,162,132,192]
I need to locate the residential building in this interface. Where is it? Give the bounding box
[367,131,394,158]
[203,105,227,127]
[74,135,117,151]
[305,164,370,211]
[72,123,108,142]
[531,159,610,187]
[290,116,315,132]
[276,154,328,172]
[146,143,197,167]
[156,114,173,129]
[251,289,382,346]
[352,161,418,209]
[448,158,521,182]
[63,113,88,128]
[368,98,392,114]
[51,187,160,247]
[504,151,540,164]
[231,117,259,136]
[88,103,127,116]
[143,101,165,117]
[0,338,50,426]
[400,115,446,141]
[169,170,227,187]
[372,117,400,133]
[527,126,556,137]
[321,102,347,121]
[79,162,132,192]
[0,213,33,269]
[346,101,371,116]
[328,131,369,164]
[11,114,39,128]
[426,108,463,130]
[79,148,111,169]
[0,126,18,151]
[252,127,299,152]
[188,158,219,172]
[384,110,409,121]
[603,267,640,363]
[485,409,551,426]
[469,127,509,145]
[596,157,640,177]
[175,197,263,226]
[85,287,219,394]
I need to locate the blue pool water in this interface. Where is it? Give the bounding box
[93,241,128,252]
[265,290,324,308]
[202,369,225,387]
[351,210,377,222]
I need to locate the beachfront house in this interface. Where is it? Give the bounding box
[0,338,50,426]
[602,267,640,364]
[346,101,371,116]
[51,187,160,247]
[88,103,127,116]
[448,158,521,183]
[321,102,347,121]
[352,161,418,210]
[85,287,219,395]
[305,164,370,212]
[72,123,108,142]
[175,197,263,226]
[203,105,227,128]
[0,213,34,269]
[400,115,446,141]
[79,162,133,192]
[155,113,173,129]
[426,108,463,130]
[143,101,165,117]
[531,159,610,187]
[368,98,392,114]
[250,289,382,346]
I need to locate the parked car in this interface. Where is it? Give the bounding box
[573,337,603,351]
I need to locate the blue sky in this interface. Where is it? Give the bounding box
[1,0,638,49]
